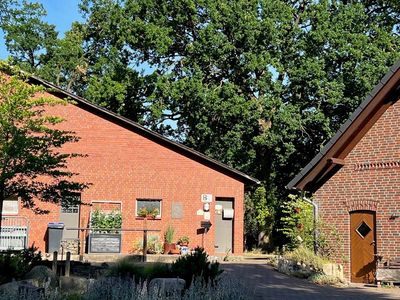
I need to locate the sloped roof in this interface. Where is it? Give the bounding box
[287,60,400,192]
[26,75,259,185]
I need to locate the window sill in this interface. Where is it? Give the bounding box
[135,217,162,221]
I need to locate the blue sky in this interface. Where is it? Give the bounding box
[0,0,83,59]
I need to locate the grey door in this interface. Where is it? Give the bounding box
[60,196,80,239]
[214,198,234,254]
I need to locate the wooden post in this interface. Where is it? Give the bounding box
[52,251,58,273]
[79,229,84,261]
[65,251,71,277]
[142,230,148,262]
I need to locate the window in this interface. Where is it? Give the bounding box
[2,198,19,215]
[136,199,162,218]
[61,194,80,214]
[356,221,371,238]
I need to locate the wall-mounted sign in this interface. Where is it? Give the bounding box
[215,204,223,215]
[89,233,121,253]
[196,209,204,216]
[201,194,212,203]
[223,208,234,219]
[2,199,19,215]
[204,212,210,220]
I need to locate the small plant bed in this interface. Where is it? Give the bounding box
[277,247,344,285]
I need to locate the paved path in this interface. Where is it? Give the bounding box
[222,262,400,299]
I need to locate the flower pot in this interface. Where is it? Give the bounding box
[170,248,180,255]
[163,242,176,254]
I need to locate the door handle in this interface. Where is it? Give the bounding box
[370,240,375,245]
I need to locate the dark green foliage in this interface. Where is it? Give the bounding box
[171,247,223,288]
[0,245,42,284]
[108,248,222,288]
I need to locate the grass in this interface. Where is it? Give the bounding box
[284,247,331,270]
[308,273,343,285]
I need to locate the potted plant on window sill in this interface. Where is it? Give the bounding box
[137,207,159,219]
[177,236,190,247]
[163,225,176,254]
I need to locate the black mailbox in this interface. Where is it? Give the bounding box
[201,221,212,230]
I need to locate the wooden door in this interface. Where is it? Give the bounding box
[350,211,376,283]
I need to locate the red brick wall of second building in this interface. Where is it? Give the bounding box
[314,98,400,281]
[5,93,245,255]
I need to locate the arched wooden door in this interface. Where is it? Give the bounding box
[350,211,376,283]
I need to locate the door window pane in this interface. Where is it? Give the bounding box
[356,221,371,238]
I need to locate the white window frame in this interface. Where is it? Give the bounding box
[136,199,162,218]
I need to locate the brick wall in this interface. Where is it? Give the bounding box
[315,98,400,281]
[12,95,245,255]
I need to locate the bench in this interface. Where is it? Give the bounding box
[376,257,400,287]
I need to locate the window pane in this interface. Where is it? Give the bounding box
[136,199,161,217]
[61,195,80,214]
[356,221,371,238]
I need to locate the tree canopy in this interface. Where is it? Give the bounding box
[1,0,399,247]
[0,64,88,214]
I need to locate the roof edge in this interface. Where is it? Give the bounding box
[287,60,400,191]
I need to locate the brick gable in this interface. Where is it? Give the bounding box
[315,98,400,280]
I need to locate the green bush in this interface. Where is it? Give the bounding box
[107,258,171,282]
[171,247,223,287]
[109,248,223,289]
[280,194,315,251]
[0,245,42,284]
[91,209,122,233]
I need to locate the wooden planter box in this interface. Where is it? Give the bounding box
[89,233,121,253]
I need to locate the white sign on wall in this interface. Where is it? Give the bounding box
[201,194,212,203]
[204,212,211,220]
[2,199,19,215]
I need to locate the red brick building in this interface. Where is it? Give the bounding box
[0,74,258,256]
[288,61,400,283]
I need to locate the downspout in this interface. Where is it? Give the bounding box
[301,192,318,254]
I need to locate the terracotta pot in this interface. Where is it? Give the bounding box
[163,243,176,254]
[170,248,181,255]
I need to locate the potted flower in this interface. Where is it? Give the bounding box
[138,207,159,219]
[163,225,176,254]
[177,236,190,247]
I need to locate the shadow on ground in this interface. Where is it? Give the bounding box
[222,263,400,300]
